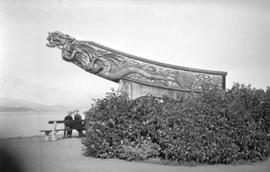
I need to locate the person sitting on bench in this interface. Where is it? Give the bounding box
[73,110,85,137]
[64,111,73,138]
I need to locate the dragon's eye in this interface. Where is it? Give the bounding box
[64,44,68,49]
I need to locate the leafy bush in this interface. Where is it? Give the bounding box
[82,84,270,164]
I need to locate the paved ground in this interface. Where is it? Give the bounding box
[0,136,270,172]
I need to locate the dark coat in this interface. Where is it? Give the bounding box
[74,114,83,130]
[64,115,73,127]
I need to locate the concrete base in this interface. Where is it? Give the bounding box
[119,79,197,100]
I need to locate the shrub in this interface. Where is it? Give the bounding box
[82,84,270,164]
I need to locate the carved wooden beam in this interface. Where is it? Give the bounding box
[47,31,227,93]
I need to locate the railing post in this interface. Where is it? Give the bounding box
[44,131,50,141]
[52,121,57,141]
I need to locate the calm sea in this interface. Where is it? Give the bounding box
[0,112,72,138]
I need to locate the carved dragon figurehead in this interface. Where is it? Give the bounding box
[46,31,226,91]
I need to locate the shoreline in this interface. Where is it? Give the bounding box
[0,132,82,140]
[0,134,43,140]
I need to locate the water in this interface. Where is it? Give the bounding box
[0,112,76,138]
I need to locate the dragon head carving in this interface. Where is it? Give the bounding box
[46,31,106,73]
[46,31,75,49]
[47,31,79,62]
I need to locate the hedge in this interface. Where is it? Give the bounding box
[82,84,270,164]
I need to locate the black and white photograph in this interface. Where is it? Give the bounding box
[0,0,270,172]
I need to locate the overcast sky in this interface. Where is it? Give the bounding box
[1,0,270,99]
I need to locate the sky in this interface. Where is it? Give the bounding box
[0,0,270,104]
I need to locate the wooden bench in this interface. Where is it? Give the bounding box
[40,129,66,141]
[40,120,85,141]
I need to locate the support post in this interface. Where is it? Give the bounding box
[222,75,226,89]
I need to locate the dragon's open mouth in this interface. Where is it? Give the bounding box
[46,33,55,48]
[46,32,75,49]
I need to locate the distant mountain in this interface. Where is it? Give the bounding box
[0,77,103,111]
[0,97,69,112]
[0,106,34,112]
